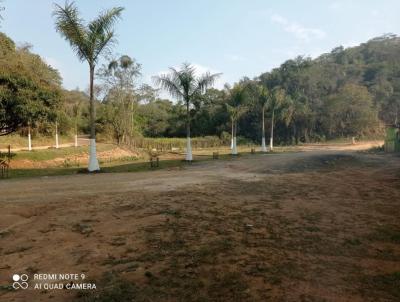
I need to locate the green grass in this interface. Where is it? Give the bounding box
[9,144,115,161]
[3,151,263,179]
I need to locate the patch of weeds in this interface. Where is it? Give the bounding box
[0,229,12,238]
[102,255,136,266]
[76,272,138,302]
[343,238,362,246]
[304,226,321,232]
[123,263,139,272]
[208,271,250,301]
[72,223,93,235]
[0,284,13,292]
[162,209,182,218]
[110,237,126,246]
[125,247,134,253]
[299,293,327,302]
[194,238,233,264]
[301,210,322,224]
[26,266,39,274]
[363,272,400,300]
[368,226,400,244]
[4,245,32,255]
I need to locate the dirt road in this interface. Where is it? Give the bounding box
[0,145,399,301]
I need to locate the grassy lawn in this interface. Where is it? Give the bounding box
[9,144,116,161]
[3,150,256,179]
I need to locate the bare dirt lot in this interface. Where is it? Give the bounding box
[1,144,400,301]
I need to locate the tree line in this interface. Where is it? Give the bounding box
[1,2,398,163]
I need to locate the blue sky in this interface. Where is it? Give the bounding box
[2,0,400,92]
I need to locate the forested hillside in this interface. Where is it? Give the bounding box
[2,33,399,144]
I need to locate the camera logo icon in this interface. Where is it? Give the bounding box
[12,274,29,290]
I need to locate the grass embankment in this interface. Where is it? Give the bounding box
[2,144,261,179]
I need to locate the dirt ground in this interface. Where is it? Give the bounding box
[0,143,399,301]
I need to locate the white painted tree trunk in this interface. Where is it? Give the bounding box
[232,137,238,155]
[55,122,59,149]
[74,134,78,147]
[28,129,32,151]
[261,137,267,152]
[261,107,267,152]
[88,138,100,171]
[231,119,234,149]
[269,109,274,151]
[185,136,193,161]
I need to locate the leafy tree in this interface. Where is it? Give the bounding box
[323,84,379,137]
[98,55,141,143]
[53,1,124,171]
[0,33,61,136]
[154,63,220,160]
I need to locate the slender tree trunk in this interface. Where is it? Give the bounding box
[131,100,134,135]
[261,106,267,152]
[185,99,192,161]
[232,119,238,155]
[88,64,100,171]
[231,119,234,149]
[270,109,275,151]
[74,122,78,148]
[28,124,32,151]
[55,121,59,149]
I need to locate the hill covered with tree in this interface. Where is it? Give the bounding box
[1,33,399,145]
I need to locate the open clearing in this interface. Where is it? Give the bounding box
[0,143,400,301]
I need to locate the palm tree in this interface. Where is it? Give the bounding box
[251,84,270,152]
[53,1,124,171]
[226,103,248,155]
[225,84,249,154]
[267,87,286,151]
[154,63,220,161]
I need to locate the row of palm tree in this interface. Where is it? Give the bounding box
[53,1,289,171]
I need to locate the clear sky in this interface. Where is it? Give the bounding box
[2,0,400,91]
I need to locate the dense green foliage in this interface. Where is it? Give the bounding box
[2,31,399,145]
[0,32,61,136]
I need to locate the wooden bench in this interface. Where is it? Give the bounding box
[149,155,159,168]
[0,159,9,178]
[0,145,12,178]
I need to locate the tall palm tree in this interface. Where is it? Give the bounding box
[226,103,248,155]
[251,84,270,152]
[225,84,249,154]
[267,87,286,151]
[53,1,124,171]
[154,63,220,161]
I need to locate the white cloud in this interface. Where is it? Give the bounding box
[271,14,326,41]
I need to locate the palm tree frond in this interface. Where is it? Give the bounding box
[153,73,184,100]
[53,1,89,62]
[88,7,124,36]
